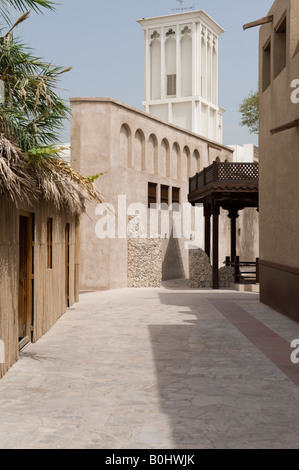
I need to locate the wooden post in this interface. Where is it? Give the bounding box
[204,203,211,258]
[212,203,219,289]
[231,216,236,264]
[74,215,80,303]
[243,15,273,31]
[256,257,259,284]
[234,256,240,284]
[228,208,239,267]
[225,256,230,267]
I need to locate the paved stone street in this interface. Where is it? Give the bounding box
[0,280,299,449]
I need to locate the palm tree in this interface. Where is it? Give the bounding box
[0,21,71,151]
[0,3,103,213]
[0,0,55,23]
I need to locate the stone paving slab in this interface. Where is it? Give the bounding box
[0,282,299,449]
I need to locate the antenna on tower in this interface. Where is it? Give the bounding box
[172,0,194,12]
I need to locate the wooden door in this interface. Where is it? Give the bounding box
[65,223,70,308]
[18,214,34,347]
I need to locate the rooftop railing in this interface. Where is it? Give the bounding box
[189,161,259,193]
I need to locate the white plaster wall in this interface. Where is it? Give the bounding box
[209,108,216,141]
[173,102,192,131]
[149,104,168,122]
[201,36,207,99]
[229,144,256,163]
[207,41,212,102]
[201,104,208,136]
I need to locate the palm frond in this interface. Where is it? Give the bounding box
[0,0,55,25]
[0,136,103,215]
[5,11,30,36]
[1,0,55,14]
[0,13,104,215]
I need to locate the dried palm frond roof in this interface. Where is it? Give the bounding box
[0,134,102,215]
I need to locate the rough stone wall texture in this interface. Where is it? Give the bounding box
[189,248,212,288]
[189,248,234,288]
[219,266,235,288]
[127,238,162,288]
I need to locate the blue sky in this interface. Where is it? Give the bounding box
[15,0,274,146]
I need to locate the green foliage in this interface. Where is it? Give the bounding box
[239,90,259,135]
[0,0,55,24]
[0,0,69,153]
[29,146,67,156]
[85,174,104,183]
[28,145,67,164]
[0,1,103,207]
[0,25,71,152]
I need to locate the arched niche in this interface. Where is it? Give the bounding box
[181,27,192,97]
[147,134,158,174]
[120,123,132,168]
[165,31,177,96]
[191,149,201,175]
[160,138,170,177]
[171,142,180,180]
[134,129,145,172]
[181,146,191,181]
[150,35,161,100]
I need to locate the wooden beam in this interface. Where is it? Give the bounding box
[19,336,30,351]
[228,209,239,264]
[212,204,219,290]
[204,203,211,258]
[270,119,299,135]
[243,15,273,31]
[19,210,31,217]
[230,217,237,264]
[208,143,222,151]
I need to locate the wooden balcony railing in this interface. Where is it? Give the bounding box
[225,256,260,284]
[189,161,259,194]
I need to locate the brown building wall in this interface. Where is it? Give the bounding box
[0,196,79,379]
[259,0,299,318]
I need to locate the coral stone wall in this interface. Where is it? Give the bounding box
[219,266,235,288]
[189,248,234,288]
[127,238,162,288]
[189,248,212,288]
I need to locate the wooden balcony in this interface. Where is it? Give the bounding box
[188,161,259,205]
[188,161,259,289]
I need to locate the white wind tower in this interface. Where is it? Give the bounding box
[137,8,225,143]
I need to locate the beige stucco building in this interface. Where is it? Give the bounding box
[70,8,259,293]
[71,97,259,291]
[258,0,299,319]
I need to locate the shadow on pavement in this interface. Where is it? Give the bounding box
[148,290,296,448]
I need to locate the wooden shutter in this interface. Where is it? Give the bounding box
[148,183,157,208]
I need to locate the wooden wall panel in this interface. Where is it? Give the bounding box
[0,197,19,378]
[0,196,79,379]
